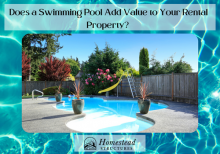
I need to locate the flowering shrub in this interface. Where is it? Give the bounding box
[81,68,120,95]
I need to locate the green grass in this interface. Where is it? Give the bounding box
[22,95,54,99]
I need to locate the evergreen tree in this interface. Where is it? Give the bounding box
[85,43,129,74]
[75,57,80,67]
[139,47,149,75]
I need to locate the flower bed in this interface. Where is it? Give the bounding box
[81,68,119,95]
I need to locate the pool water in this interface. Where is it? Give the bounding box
[49,97,167,132]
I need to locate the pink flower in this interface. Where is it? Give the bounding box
[104,73,107,75]
[106,69,110,72]
[102,81,104,83]
[90,79,92,81]
[92,75,94,77]
[105,76,108,78]
[99,72,102,75]
[96,72,99,75]
[114,76,116,78]
[109,76,112,79]
[118,78,120,80]
[110,80,113,82]
[107,78,110,80]
[92,83,95,86]
[85,79,87,82]
[98,76,101,79]
[98,68,100,71]
[113,74,116,76]
[107,75,110,78]
[86,82,89,85]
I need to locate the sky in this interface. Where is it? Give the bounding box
[55,34,198,72]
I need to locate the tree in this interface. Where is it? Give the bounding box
[75,57,80,67]
[139,47,149,75]
[70,56,80,67]
[38,56,71,81]
[80,61,87,72]
[85,43,129,74]
[22,34,71,78]
[128,67,139,76]
[173,54,192,73]
[22,52,31,81]
[66,58,80,76]
[143,55,163,75]
[143,53,192,75]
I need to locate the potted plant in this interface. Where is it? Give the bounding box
[55,84,62,102]
[138,82,152,114]
[72,81,84,114]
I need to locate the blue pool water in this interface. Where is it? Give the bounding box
[49,97,168,132]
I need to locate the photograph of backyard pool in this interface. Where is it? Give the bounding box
[22,96,198,133]
[21,34,198,133]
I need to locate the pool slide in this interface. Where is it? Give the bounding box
[98,74,125,94]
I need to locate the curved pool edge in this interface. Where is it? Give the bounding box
[54,97,167,133]
[65,115,155,133]
[136,100,198,133]
[64,114,155,133]
[136,113,155,125]
[54,101,87,132]
[51,97,198,133]
[151,99,169,107]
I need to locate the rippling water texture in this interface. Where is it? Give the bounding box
[0,0,220,153]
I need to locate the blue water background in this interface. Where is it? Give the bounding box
[0,0,219,153]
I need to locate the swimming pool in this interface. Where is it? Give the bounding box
[49,97,168,132]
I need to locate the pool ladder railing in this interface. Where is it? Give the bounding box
[116,70,138,98]
[32,89,44,100]
[126,70,137,98]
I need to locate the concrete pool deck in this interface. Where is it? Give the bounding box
[22,96,198,133]
[22,98,85,133]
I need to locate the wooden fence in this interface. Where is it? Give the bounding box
[114,73,198,104]
[22,81,75,94]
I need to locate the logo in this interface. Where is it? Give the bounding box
[84,137,97,150]
[75,135,146,152]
